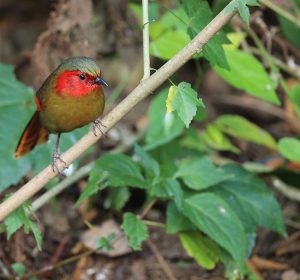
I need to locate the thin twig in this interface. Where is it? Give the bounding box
[0,3,237,222]
[140,198,157,219]
[146,239,177,280]
[271,177,300,202]
[142,0,150,79]
[259,0,300,29]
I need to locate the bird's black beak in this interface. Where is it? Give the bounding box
[94,77,108,87]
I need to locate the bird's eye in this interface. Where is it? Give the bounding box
[78,74,85,80]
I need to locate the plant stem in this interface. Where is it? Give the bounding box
[0,3,237,222]
[142,0,150,79]
[140,198,157,218]
[143,219,166,228]
[259,0,300,29]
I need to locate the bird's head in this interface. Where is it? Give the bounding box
[54,56,108,97]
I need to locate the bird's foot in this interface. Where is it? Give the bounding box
[51,151,67,175]
[92,118,107,137]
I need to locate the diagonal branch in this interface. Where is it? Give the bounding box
[0,3,237,222]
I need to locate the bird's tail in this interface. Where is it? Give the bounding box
[15,111,48,158]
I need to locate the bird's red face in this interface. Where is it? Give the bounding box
[55,70,108,97]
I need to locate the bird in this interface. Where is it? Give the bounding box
[15,56,108,173]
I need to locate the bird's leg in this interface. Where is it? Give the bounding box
[92,118,107,137]
[51,133,67,174]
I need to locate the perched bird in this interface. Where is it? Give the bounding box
[15,56,108,172]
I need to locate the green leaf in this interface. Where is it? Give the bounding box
[93,154,144,187]
[4,200,42,249]
[96,233,116,252]
[183,192,247,268]
[211,164,286,236]
[166,201,195,234]
[225,0,259,25]
[279,137,300,163]
[213,50,280,105]
[183,0,229,69]
[104,187,130,211]
[278,15,300,49]
[288,84,300,118]
[134,144,160,178]
[150,178,183,209]
[179,232,221,269]
[77,154,146,205]
[76,171,108,205]
[175,157,230,190]
[161,6,189,31]
[201,124,240,153]
[145,90,185,150]
[121,212,149,250]
[223,32,247,51]
[11,263,26,276]
[29,221,43,251]
[166,82,205,127]
[0,64,35,191]
[215,114,277,149]
[150,30,191,60]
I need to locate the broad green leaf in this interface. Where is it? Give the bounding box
[91,154,145,188]
[279,137,300,163]
[215,115,277,149]
[121,212,149,250]
[183,0,229,69]
[0,64,35,190]
[180,232,221,269]
[11,263,26,276]
[213,50,280,105]
[179,128,208,152]
[183,193,247,268]
[201,124,240,153]
[166,202,195,233]
[134,145,160,178]
[145,90,185,150]
[223,32,247,51]
[77,154,145,204]
[4,200,42,249]
[104,187,130,211]
[150,178,183,209]
[278,15,300,49]
[161,6,189,31]
[150,30,191,60]
[225,0,259,25]
[166,82,205,127]
[288,84,300,118]
[211,164,286,236]
[175,157,230,190]
[76,171,108,205]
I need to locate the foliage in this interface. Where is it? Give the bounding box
[121,213,149,250]
[4,198,42,250]
[3,0,300,279]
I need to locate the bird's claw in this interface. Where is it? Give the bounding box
[51,151,67,175]
[92,118,107,137]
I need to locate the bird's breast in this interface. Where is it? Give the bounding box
[39,88,105,133]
